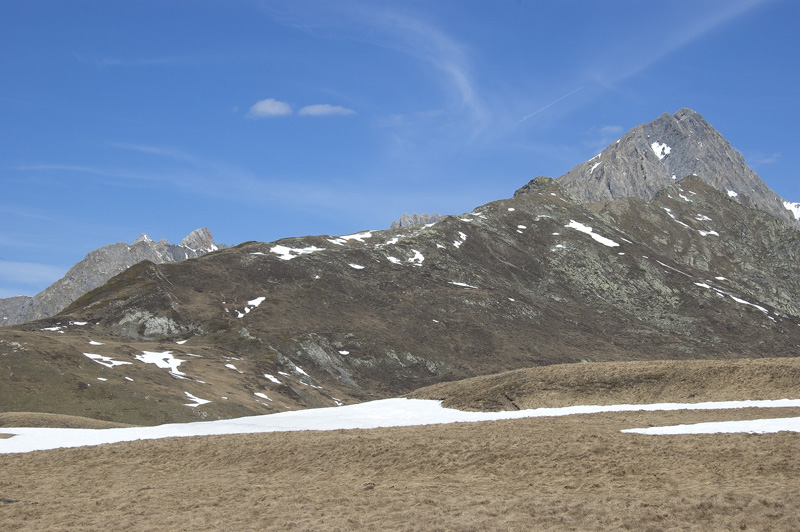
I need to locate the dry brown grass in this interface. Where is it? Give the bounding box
[410,357,800,411]
[0,412,132,429]
[1,357,799,531]
[1,406,798,531]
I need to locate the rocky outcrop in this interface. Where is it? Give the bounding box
[390,212,442,229]
[557,108,799,229]
[0,228,220,326]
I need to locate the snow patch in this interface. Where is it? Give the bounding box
[83,353,132,369]
[784,200,800,220]
[264,374,282,384]
[248,297,266,307]
[254,392,271,401]
[655,260,691,277]
[269,245,325,260]
[564,220,619,247]
[623,417,800,435]
[727,189,739,198]
[183,392,211,408]
[663,207,691,229]
[449,281,479,289]
[236,296,267,318]
[328,231,372,245]
[408,250,424,266]
[348,264,365,270]
[651,141,671,160]
[135,351,186,376]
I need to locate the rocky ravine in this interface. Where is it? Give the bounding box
[0,228,220,326]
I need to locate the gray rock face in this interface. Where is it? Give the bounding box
[180,227,218,253]
[0,228,220,326]
[557,108,799,229]
[390,212,443,229]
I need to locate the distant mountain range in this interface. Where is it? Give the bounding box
[0,228,220,326]
[0,108,797,426]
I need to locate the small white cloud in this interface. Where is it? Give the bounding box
[247,98,292,118]
[298,104,356,117]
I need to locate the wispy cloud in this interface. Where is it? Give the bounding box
[71,51,259,69]
[106,142,195,161]
[363,8,486,132]
[299,104,356,116]
[15,163,163,187]
[590,0,770,87]
[261,3,487,135]
[515,86,585,126]
[747,151,781,166]
[246,98,293,118]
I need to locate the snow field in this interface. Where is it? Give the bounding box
[1,398,798,454]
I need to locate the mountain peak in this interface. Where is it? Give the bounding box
[557,109,798,228]
[180,227,218,252]
[0,228,222,326]
[133,233,153,245]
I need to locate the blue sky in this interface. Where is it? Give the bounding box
[1,0,798,298]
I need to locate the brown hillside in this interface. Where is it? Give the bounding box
[409,357,800,411]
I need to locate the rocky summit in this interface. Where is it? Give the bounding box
[558,108,800,229]
[0,228,220,326]
[0,109,798,426]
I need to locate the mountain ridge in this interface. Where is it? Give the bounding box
[0,109,798,425]
[0,228,220,326]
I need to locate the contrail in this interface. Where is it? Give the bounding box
[515,85,585,125]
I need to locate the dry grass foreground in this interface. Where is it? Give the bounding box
[0,408,797,531]
[1,357,799,531]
